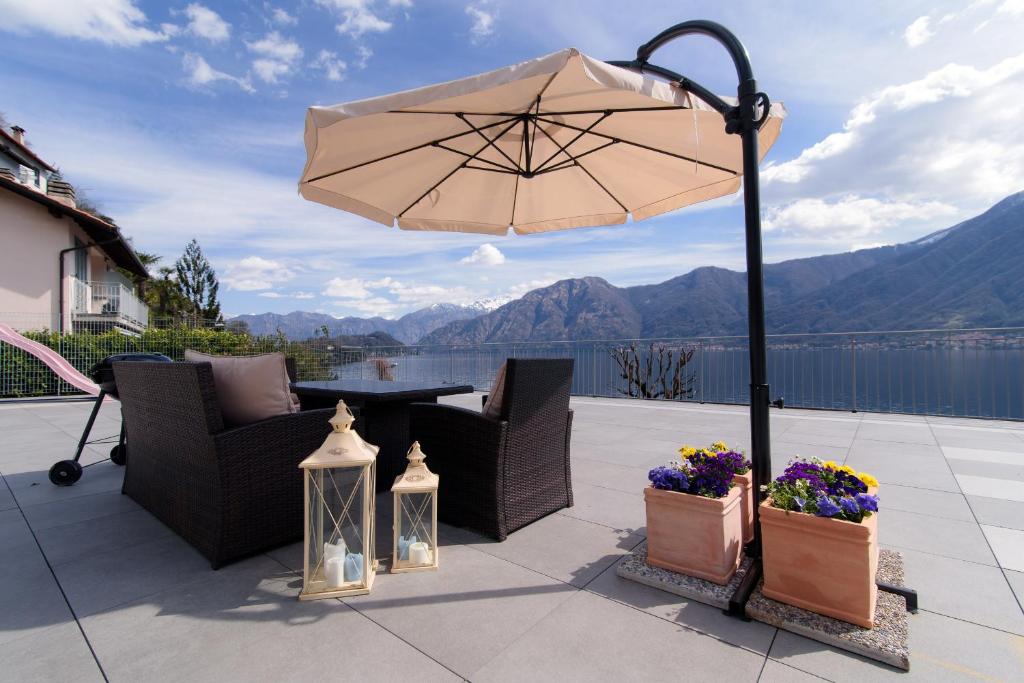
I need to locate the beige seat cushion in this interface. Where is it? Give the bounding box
[481,362,507,420]
[184,350,297,427]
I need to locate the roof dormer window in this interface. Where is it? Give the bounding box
[18,164,38,187]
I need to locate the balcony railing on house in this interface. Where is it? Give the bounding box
[69,278,149,331]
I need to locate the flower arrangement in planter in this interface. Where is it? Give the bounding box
[678,441,754,543]
[645,447,747,584]
[760,458,881,627]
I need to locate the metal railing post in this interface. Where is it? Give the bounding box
[850,337,857,413]
[699,339,705,403]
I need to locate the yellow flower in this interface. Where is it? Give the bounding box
[678,445,697,459]
[858,472,879,487]
[838,465,856,475]
[710,441,728,452]
[822,460,839,470]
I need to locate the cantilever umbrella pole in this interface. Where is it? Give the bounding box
[609,19,774,617]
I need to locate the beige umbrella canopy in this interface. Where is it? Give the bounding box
[299,48,785,235]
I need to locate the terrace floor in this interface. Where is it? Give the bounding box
[2,395,1023,682]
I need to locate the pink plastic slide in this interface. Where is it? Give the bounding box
[0,323,100,396]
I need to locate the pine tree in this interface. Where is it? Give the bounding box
[175,239,222,322]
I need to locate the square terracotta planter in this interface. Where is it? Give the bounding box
[760,498,879,628]
[644,485,743,585]
[733,472,754,544]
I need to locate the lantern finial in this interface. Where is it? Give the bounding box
[329,400,355,432]
[406,441,426,468]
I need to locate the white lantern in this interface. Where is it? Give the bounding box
[299,400,379,600]
[391,441,439,573]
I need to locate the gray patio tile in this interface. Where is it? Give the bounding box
[36,508,175,567]
[967,495,1024,530]
[1005,570,1024,607]
[846,439,944,459]
[874,484,974,522]
[559,481,645,532]
[854,422,936,445]
[461,512,643,587]
[759,659,829,682]
[2,461,125,507]
[20,490,141,531]
[0,621,102,682]
[948,458,1024,483]
[956,474,1024,502]
[585,558,776,655]
[342,543,576,677]
[930,426,1024,451]
[843,451,959,492]
[771,440,849,463]
[981,525,1024,572]
[472,590,766,682]
[943,446,1024,466]
[879,509,996,565]
[572,459,652,494]
[0,512,76,647]
[900,547,1024,635]
[53,534,213,617]
[770,610,1024,682]
[80,554,457,682]
[769,430,855,449]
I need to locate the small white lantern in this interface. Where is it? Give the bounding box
[299,400,379,600]
[391,441,439,573]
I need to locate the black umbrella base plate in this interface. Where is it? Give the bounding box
[745,549,910,670]
[615,541,754,610]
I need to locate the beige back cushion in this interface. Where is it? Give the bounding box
[184,350,297,427]
[481,362,507,420]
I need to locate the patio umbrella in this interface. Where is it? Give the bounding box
[299,20,784,616]
[299,48,784,234]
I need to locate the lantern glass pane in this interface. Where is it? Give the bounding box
[396,491,434,567]
[307,465,367,593]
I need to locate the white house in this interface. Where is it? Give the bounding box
[0,123,150,333]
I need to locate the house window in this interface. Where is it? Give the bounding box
[18,164,38,187]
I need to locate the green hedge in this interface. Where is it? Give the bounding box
[0,326,337,398]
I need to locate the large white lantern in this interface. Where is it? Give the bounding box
[391,441,439,573]
[299,400,379,600]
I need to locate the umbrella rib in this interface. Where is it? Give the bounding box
[531,111,611,174]
[389,105,687,116]
[434,143,519,172]
[534,140,619,175]
[397,117,523,218]
[533,115,738,176]
[304,115,520,184]
[574,159,628,213]
[456,113,524,172]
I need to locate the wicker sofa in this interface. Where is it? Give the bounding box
[409,358,574,541]
[113,360,342,569]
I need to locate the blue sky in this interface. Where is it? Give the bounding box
[2,1,1023,318]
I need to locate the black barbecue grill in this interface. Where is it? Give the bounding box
[49,353,173,486]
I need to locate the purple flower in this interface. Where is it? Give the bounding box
[648,466,689,493]
[838,497,860,517]
[855,493,879,512]
[815,496,841,517]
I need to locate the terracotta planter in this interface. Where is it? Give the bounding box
[733,472,754,544]
[644,486,743,585]
[760,498,879,627]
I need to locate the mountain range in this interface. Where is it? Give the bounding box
[234,191,1023,344]
[422,191,1024,343]
[232,299,509,343]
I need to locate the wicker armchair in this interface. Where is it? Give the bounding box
[113,361,345,569]
[409,358,574,541]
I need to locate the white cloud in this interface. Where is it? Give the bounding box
[459,243,505,265]
[183,3,229,42]
[505,278,558,299]
[764,196,958,240]
[999,0,1024,16]
[222,256,296,290]
[311,50,347,81]
[182,52,254,92]
[0,0,169,46]
[903,16,933,47]
[355,45,373,69]
[258,290,315,299]
[270,7,298,25]
[246,31,303,83]
[323,277,373,299]
[389,0,413,7]
[465,3,495,43]
[316,0,394,37]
